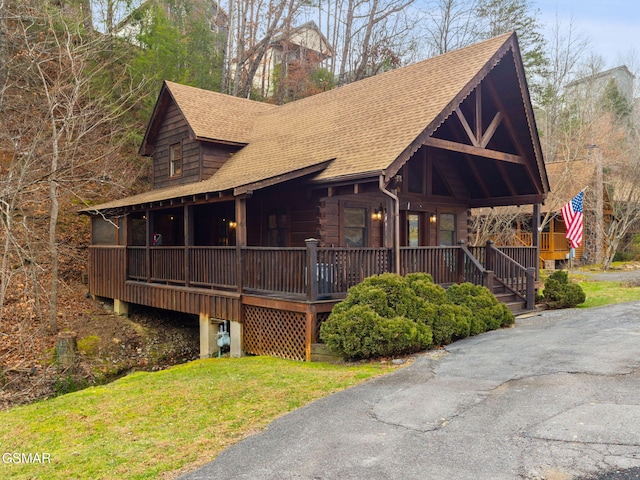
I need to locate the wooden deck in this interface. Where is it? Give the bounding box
[89,242,538,361]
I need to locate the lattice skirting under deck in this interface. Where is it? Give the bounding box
[243,305,307,361]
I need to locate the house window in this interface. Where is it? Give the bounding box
[344,207,367,247]
[170,143,182,177]
[439,213,456,246]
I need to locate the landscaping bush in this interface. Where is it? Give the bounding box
[446,283,515,333]
[339,273,424,320]
[420,303,472,345]
[320,273,515,359]
[320,304,432,359]
[542,270,586,309]
[407,275,447,305]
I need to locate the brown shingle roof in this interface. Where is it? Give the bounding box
[164,81,275,144]
[213,32,514,188]
[87,32,534,212]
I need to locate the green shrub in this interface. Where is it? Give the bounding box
[341,273,425,321]
[446,283,515,334]
[320,274,514,359]
[421,303,472,345]
[410,280,447,305]
[542,270,586,309]
[319,304,432,359]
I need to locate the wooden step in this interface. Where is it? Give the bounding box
[493,291,529,314]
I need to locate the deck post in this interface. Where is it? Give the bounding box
[526,267,535,311]
[230,321,243,358]
[114,299,129,316]
[532,203,541,278]
[485,240,494,271]
[305,310,314,362]
[199,313,219,359]
[305,238,319,301]
[483,270,495,292]
[235,196,247,294]
[456,240,465,284]
[146,209,152,282]
[184,205,190,288]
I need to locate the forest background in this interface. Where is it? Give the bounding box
[1,0,640,404]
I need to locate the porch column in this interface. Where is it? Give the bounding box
[233,196,246,358]
[146,209,151,282]
[532,203,541,279]
[306,238,319,301]
[235,196,247,294]
[184,204,191,288]
[532,203,541,248]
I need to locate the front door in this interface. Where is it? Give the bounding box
[407,212,421,246]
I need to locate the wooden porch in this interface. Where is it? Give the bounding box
[89,241,538,361]
[509,218,585,267]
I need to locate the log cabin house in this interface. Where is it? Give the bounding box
[82,32,550,361]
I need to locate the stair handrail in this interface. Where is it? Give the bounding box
[458,242,495,291]
[485,241,535,310]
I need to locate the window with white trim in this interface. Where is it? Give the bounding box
[169,143,182,177]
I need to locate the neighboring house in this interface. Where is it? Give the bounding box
[82,33,549,362]
[565,65,635,112]
[115,0,228,47]
[251,21,333,98]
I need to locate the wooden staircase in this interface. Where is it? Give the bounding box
[491,283,529,314]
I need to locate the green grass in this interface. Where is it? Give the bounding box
[576,279,640,308]
[0,357,391,479]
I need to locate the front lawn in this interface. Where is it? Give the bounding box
[576,279,640,308]
[0,357,391,479]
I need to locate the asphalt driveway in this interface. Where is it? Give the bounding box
[182,302,640,480]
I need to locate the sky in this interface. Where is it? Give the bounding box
[536,0,640,70]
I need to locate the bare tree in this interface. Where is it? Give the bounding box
[421,0,479,56]
[0,3,145,330]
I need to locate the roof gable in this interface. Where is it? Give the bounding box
[139,81,275,155]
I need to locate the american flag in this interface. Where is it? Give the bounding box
[561,191,584,249]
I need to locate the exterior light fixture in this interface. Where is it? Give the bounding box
[229,221,237,229]
[429,213,437,224]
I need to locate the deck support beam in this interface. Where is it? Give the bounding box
[114,299,129,317]
[230,321,243,358]
[199,313,220,359]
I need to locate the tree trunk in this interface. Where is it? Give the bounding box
[0,0,6,87]
[338,0,354,85]
[56,331,77,368]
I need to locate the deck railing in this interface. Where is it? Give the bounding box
[95,240,536,307]
[315,247,391,297]
[243,247,307,295]
[190,247,237,289]
[400,246,459,284]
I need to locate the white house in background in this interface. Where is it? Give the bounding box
[240,21,333,99]
[115,0,228,47]
[565,65,635,109]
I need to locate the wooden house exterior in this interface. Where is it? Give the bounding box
[82,33,550,362]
